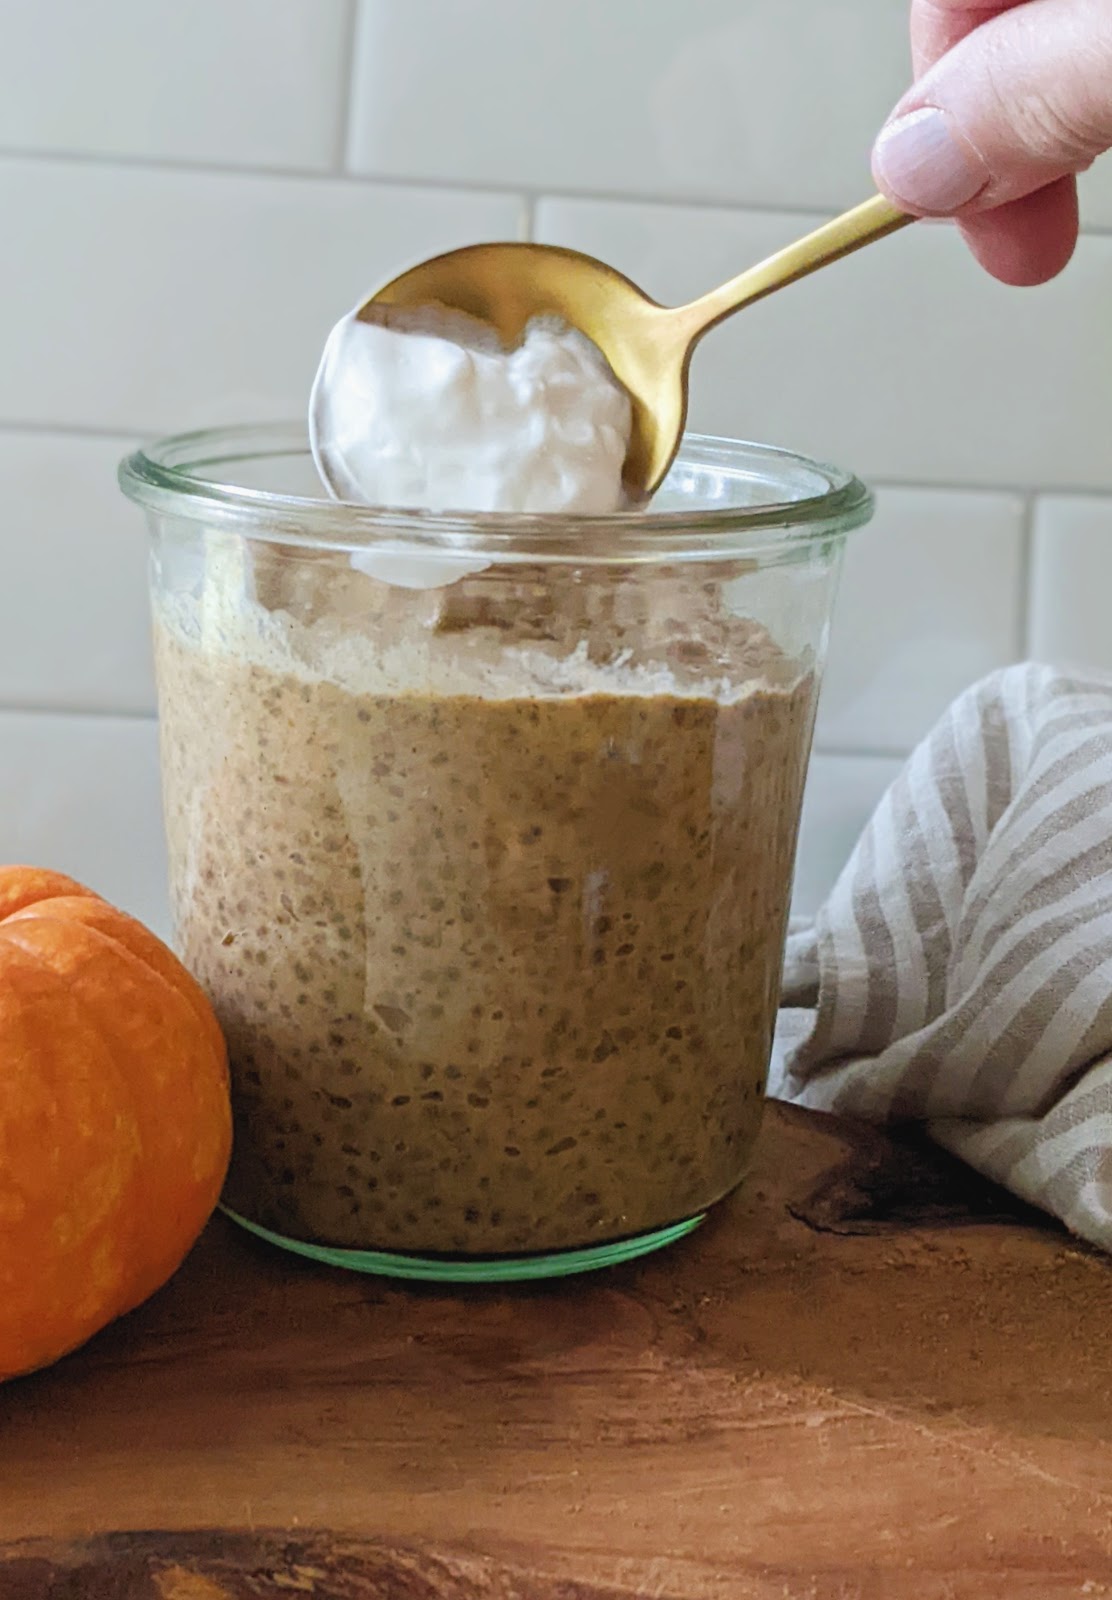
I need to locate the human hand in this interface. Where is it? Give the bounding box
[872,0,1112,284]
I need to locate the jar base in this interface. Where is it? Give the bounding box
[220,1205,706,1282]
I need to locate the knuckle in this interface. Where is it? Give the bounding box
[982,17,1112,169]
[1014,89,1107,164]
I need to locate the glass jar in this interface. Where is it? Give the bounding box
[120,425,872,1281]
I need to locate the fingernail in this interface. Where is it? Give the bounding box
[873,106,989,214]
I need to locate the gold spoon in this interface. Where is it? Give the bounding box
[362,193,911,501]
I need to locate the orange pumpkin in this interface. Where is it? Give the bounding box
[0,866,231,1381]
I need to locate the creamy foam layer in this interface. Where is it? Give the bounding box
[175,536,805,706]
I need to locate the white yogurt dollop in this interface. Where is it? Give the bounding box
[310,306,631,515]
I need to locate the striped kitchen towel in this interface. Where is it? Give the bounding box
[771,663,1112,1252]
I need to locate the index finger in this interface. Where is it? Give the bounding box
[911,0,1033,73]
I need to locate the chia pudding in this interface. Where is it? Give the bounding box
[154,546,816,1256]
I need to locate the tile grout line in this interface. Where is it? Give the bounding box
[852,477,1108,500]
[1016,490,1039,659]
[2,143,1109,239]
[519,193,538,242]
[0,703,157,723]
[333,0,361,177]
[0,140,825,214]
[0,420,156,442]
[0,422,1108,504]
[812,744,910,763]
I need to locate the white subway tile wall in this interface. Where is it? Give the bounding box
[0,431,153,714]
[1029,496,1112,671]
[0,0,1109,932]
[0,0,355,173]
[0,712,167,936]
[347,0,910,210]
[0,158,523,434]
[793,754,904,917]
[816,486,1026,755]
[1080,161,1112,230]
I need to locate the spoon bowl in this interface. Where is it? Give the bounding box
[363,194,912,501]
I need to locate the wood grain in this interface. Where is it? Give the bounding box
[2,1103,1112,1599]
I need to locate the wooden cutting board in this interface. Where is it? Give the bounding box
[2,1102,1111,1599]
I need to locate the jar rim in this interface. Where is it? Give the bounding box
[118,422,873,565]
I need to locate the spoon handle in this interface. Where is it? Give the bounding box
[678,194,913,342]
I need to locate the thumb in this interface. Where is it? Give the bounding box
[873,0,1112,215]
